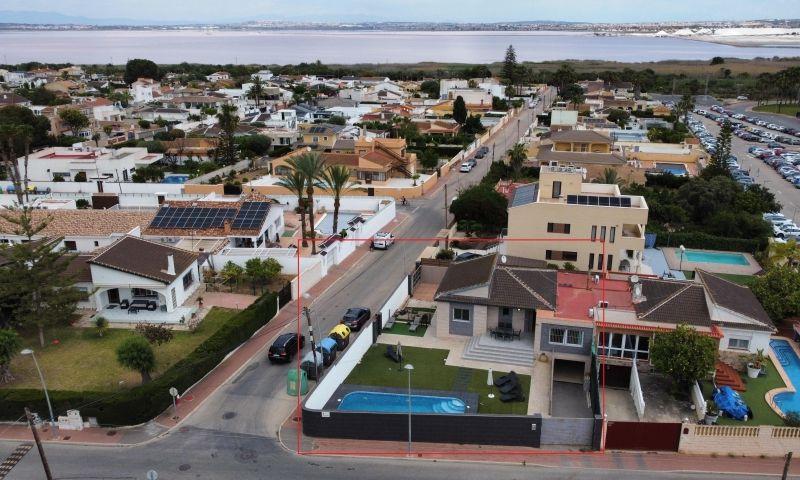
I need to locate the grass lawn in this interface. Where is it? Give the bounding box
[716,273,757,287]
[344,345,530,415]
[382,322,428,337]
[702,359,786,426]
[2,307,236,392]
[753,103,800,117]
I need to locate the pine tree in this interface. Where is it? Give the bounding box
[502,45,519,94]
[0,208,85,346]
[215,105,239,166]
[703,121,733,179]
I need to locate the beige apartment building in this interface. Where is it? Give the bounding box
[504,166,648,272]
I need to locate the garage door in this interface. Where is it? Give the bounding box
[601,364,631,389]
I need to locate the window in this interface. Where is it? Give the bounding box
[577,143,589,152]
[600,226,607,242]
[607,254,614,271]
[591,225,597,241]
[171,288,177,309]
[94,241,99,247]
[597,254,604,270]
[453,308,471,322]
[588,253,595,271]
[182,270,194,289]
[546,250,578,262]
[132,288,158,298]
[552,180,562,198]
[550,327,584,347]
[598,332,650,360]
[728,338,750,350]
[64,240,77,251]
[547,222,571,234]
[610,226,616,243]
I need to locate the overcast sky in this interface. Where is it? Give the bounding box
[2,0,800,23]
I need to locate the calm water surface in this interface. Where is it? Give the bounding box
[2,30,800,64]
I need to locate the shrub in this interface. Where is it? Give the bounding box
[653,230,766,253]
[563,262,576,271]
[135,323,174,346]
[73,171,87,182]
[436,248,455,260]
[94,316,108,337]
[784,412,800,427]
[0,294,278,425]
[75,199,90,209]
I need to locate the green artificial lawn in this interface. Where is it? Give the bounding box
[715,273,757,287]
[382,322,428,337]
[3,307,236,392]
[753,103,800,117]
[702,359,786,426]
[344,345,530,414]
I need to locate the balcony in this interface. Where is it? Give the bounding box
[622,224,643,239]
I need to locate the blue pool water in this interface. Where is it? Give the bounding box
[338,391,467,414]
[771,339,800,415]
[683,250,749,266]
[656,163,689,177]
[315,211,359,235]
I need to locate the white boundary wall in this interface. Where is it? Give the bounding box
[0,181,185,195]
[378,277,409,327]
[629,361,645,421]
[691,381,706,420]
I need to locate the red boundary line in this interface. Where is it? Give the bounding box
[293,234,622,457]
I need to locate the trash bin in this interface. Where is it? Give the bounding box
[287,368,308,396]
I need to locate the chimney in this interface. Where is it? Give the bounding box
[631,277,645,304]
[166,254,175,275]
[223,218,232,236]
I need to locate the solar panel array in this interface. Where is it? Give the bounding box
[566,195,633,207]
[150,206,238,229]
[232,201,271,230]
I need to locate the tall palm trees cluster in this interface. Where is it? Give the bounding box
[276,152,356,255]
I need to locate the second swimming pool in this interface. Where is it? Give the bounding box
[337,391,467,414]
[683,249,749,266]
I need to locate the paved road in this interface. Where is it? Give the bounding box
[693,113,800,221]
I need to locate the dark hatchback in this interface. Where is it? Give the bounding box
[341,307,371,331]
[268,333,305,363]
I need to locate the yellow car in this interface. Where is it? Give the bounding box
[329,324,351,340]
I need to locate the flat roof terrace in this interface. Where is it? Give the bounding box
[555,272,635,320]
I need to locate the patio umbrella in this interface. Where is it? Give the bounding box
[487,368,495,399]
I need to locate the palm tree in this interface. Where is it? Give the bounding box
[506,143,527,180]
[767,238,800,269]
[276,169,309,248]
[319,165,357,235]
[593,167,626,186]
[289,152,327,254]
[249,76,264,107]
[677,93,695,126]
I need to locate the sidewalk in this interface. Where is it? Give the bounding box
[280,416,800,476]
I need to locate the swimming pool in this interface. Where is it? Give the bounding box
[770,339,800,415]
[683,250,749,266]
[315,211,359,235]
[338,391,467,414]
[655,163,688,177]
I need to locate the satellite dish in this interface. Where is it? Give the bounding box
[501,255,507,264]
[630,275,639,284]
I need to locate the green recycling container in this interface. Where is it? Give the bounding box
[287,368,309,396]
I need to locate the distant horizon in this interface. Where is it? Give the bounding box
[1,0,799,26]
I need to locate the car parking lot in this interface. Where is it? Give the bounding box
[692,112,800,228]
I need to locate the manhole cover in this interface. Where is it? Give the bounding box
[222,411,237,420]
[106,430,117,436]
[178,464,191,472]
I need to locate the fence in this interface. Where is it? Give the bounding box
[678,424,800,456]
[691,381,707,420]
[629,361,645,421]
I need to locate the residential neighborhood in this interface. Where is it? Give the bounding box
[2,3,800,479]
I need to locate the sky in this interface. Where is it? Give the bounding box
[1,0,800,24]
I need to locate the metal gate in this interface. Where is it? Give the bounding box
[277,282,293,308]
[605,421,681,451]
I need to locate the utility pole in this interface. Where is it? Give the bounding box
[25,407,53,480]
[303,307,320,381]
[782,451,792,480]
[443,183,448,229]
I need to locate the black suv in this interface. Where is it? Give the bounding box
[341,307,371,331]
[268,333,305,363]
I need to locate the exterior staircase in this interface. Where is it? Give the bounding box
[714,361,747,392]
[461,334,535,368]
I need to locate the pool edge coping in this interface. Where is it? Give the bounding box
[766,336,798,419]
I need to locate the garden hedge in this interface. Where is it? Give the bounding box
[653,229,768,253]
[0,292,278,426]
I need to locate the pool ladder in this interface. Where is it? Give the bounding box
[773,346,793,367]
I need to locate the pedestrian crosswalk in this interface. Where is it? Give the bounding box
[0,443,32,479]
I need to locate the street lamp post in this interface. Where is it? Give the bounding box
[404,363,414,457]
[679,244,686,272]
[20,349,55,432]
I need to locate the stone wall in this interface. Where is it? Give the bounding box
[679,424,800,457]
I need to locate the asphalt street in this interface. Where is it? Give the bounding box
[692,113,800,221]
[728,101,800,132]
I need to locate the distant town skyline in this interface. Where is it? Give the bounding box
[1,0,799,25]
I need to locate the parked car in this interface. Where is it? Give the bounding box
[460,162,474,172]
[372,231,395,250]
[268,333,305,363]
[341,307,371,330]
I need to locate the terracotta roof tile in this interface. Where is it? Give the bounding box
[0,210,155,238]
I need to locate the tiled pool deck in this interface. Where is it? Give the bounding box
[663,247,761,275]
